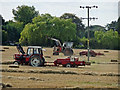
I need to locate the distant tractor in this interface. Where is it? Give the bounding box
[48,37,74,56]
[13,44,45,67]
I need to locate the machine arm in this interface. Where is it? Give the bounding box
[47,37,62,46]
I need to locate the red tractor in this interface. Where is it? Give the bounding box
[13,44,45,67]
[79,50,104,57]
[48,37,74,56]
[53,56,85,67]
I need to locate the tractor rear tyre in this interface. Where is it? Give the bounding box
[29,55,44,67]
[63,48,73,56]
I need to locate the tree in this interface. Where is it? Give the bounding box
[0,15,5,26]
[60,13,85,38]
[117,17,120,34]
[3,20,24,42]
[19,14,76,46]
[106,21,117,31]
[94,30,119,49]
[12,5,39,25]
[85,25,105,38]
[2,30,8,44]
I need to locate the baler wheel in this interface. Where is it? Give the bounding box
[66,63,71,67]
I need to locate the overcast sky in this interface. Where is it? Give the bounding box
[0,0,119,27]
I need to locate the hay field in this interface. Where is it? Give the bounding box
[1,46,119,88]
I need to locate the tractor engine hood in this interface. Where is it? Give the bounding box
[15,44,25,55]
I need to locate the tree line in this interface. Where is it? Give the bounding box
[1,5,120,50]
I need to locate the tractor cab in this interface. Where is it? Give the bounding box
[27,46,43,56]
[70,56,78,62]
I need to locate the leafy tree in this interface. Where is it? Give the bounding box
[3,20,24,42]
[94,30,119,49]
[117,17,120,34]
[0,15,5,26]
[85,25,105,38]
[12,5,39,25]
[2,30,8,44]
[60,13,85,38]
[106,21,117,31]
[19,14,76,46]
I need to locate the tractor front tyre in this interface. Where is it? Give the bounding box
[63,48,73,56]
[13,61,20,65]
[29,55,44,67]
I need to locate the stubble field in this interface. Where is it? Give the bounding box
[0,46,119,89]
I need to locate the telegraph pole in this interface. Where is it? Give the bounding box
[80,6,98,62]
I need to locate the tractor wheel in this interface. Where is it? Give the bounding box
[66,63,71,68]
[13,61,20,65]
[63,48,73,56]
[29,55,44,67]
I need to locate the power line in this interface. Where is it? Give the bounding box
[80,5,98,62]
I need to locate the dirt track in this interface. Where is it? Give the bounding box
[1,46,119,88]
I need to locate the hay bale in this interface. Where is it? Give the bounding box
[0,50,5,52]
[3,47,9,49]
[111,60,118,62]
[104,51,109,53]
[0,83,12,88]
[9,65,19,68]
[2,61,13,65]
[6,84,12,87]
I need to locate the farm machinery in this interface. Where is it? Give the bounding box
[53,56,85,67]
[48,37,74,56]
[79,50,104,57]
[13,44,85,67]
[13,44,45,67]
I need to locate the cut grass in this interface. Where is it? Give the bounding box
[1,69,78,75]
[1,46,119,88]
